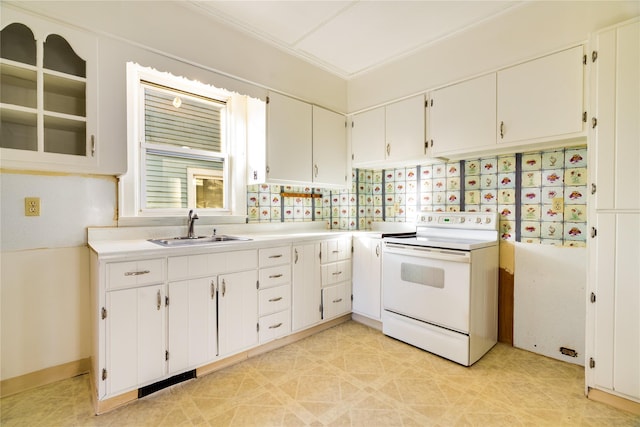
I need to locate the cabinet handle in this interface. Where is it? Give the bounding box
[156,290,161,310]
[211,280,215,300]
[222,279,226,297]
[91,135,96,157]
[314,164,319,178]
[268,296,283,302]
[268,322,283,329]
[269,273,283,279]
[125,270,150,276]
[333,298,343,303]
[500,121,504,139]
[268,254,283,259]
[332,271,343,276]
[386,143,391,156]
[375,244,380,257]
[294,249,298,264]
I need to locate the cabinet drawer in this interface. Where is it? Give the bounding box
[259,284,291,316]
[168,253,225,281]
[321,238,351,263]
[322,282,351,320]
[259,265,291,289]
[258,310,291,343]
[107,259,165,290]
[321,260,351,286]
[259,246,291,267]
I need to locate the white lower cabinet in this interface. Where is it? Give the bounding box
[106,284,165,396]
[257,245,291,344]
[167,277,217,374]
[352,236,382,320]
[292,243,322,331]
[320,237,352,320]
[218,270,259,356]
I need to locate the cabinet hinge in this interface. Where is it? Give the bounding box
[583,111,587,123]
[424,141,428,154]
[344,121,347,128]
[165,350,169,361]
[430,98,433,107]
[583,54,587,65]
[165,296,169,306]
[256,280,260,290]
[590,292,596,303]
[425,99,429,108]
[589,357,596,368]
[351,153,354,161]
[102,368,107,381]
[591,183,596,195]
[351,294,354,302]
[591,227,597,238]
[351,121,354,128]
[101,307,107,320]
[256,323,260,332]
[266,96,270,104]
[591,51,598,63]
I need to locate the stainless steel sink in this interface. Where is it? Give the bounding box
[149,235,251,246]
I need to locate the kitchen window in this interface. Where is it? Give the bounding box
[120,62,256,223]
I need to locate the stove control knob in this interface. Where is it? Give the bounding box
[460,217,465,223]
[476,217,482,224]
[485,217,492,224]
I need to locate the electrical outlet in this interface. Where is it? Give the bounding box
[552,197,564,212]
[25,197,40,216]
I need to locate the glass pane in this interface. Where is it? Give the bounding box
[43,34,86,77]
[1,63,37,108]
[1,23,36,65]
[44,116,86,155]
[145,151,223,209]
[194,175,224,209]
[144,86,223,152]
[1,109,37,151]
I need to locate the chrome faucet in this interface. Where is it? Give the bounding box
[187,209,199,238]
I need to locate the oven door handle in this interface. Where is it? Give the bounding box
[384,243,471,263]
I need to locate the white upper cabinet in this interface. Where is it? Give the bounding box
[385,94,426,163]
[312,105,348,187]
[266,92,313,184]
[262,92,347,188]
[0,7,97,173]
[352,94,426,167]
[429,73,497,158]
[497,46,585,145]
[351,107,386,165]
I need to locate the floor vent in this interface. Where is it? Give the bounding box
[138,370,196,399]
[559,347,578,358]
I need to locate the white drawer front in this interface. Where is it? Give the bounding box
[107,259,165,290]
[259,246,291,267]
[321,260,351,286]
[259,310,291,343]
[259,284,291,316]
[322,282,351,320]
[259,265,291,289]
[322,238,351,263]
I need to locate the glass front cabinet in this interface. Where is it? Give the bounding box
[1,8,97,172]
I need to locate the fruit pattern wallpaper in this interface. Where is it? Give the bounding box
[247,145,587,246]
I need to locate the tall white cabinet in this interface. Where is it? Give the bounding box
[587,17,640,404]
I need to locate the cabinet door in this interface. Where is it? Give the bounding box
[322,282,351,320]
[312,105,348,187]
[168,277,217,374]
[430,74,497,157]
[497,46,584,144]
[591,214,640,399]
[106,284,165,395]
[266,92,312,183]
[292,243,321,331]
[218,270,258,356]
[352,236,382,320]
[385,94,426,163]
[351,107,385,166]
[591,20,640,211]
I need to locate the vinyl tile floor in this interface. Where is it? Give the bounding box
[2,320,639,426]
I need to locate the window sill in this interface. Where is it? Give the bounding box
[117,215,247,227]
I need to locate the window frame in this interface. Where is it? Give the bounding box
[119,62,248,224]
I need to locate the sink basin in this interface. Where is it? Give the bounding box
[149,235,251,246]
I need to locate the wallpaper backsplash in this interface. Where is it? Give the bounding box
[247,145,587,246]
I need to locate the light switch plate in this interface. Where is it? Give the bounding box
[25,197,40,216]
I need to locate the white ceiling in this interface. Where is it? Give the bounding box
[186,0,523,79]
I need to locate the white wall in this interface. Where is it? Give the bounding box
[348,1,640,111]
[514,244,587,366]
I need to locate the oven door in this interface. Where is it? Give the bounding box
[382,242,471,333]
